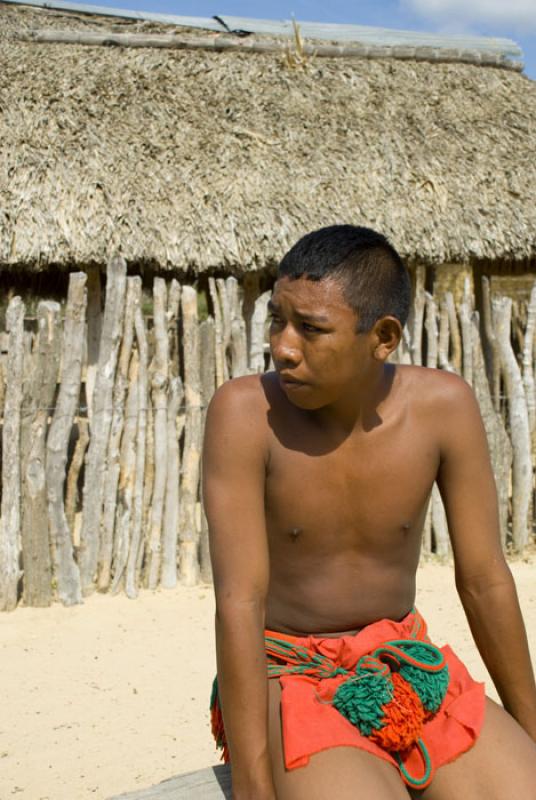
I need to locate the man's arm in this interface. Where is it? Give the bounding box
[436,373,536,740]
[202,378,276,800]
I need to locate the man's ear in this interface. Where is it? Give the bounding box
[371,316,402,361]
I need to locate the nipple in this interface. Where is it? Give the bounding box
[289,528,302,542]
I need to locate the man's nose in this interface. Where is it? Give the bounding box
[271,325,302,367]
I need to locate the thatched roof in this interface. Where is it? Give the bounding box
[1,1,536,274]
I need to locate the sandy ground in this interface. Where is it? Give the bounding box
[2,560,536,800]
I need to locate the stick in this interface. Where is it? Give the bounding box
[179,286,202,586]
[481,277,500,410]
[17,30,522,69]
[209,278,226,387]
[85,265,102,428]
[146,279,169,589]
[471,312,512,549]
[46,274,87,606]
[0,297,25,611]
[410,266,426,366]
[444,292,462,375]
[111,351,139,594]
[492,296,531,551]
[167,279,182,378]
[458,301,473,385]
[438,297,453,372]
[98,277,140,591]
[126,308,149,599]
[79,255,127,594]
[65,417,89,538]
[249,291,271,373]
[424,292,438,368]
[522,282,536,456]
[161,377,185,589]
[21,301,61,607]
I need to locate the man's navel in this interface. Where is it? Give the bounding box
[289,527,302,542]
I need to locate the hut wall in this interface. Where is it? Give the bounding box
[0,257,535,609]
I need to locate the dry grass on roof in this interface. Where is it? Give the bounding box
[1,2,536,274]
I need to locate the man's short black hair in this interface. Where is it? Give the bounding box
[278,225,411,333]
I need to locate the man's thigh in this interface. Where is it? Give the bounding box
[412,698,536,800]
[268,679,411,800]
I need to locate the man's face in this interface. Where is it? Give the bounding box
[268,275,371,410]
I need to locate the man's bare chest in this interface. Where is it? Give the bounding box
[264,418,439,550]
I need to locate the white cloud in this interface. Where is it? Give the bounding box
[402,0,536,32]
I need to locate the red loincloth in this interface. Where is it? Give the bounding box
[211,608,486,789]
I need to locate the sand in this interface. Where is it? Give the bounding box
[2,560,535,800]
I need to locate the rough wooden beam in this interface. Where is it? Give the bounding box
[79,255,127,595]
[16,30,523,70]
[0,297,25,611]
[109,765,231,799]
[46,274,87,606]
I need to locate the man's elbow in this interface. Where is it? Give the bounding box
[455,557,515,603]
[215,592,266,626]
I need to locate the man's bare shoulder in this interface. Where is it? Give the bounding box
[206,373,272,447]
[398,363,474,408]
[397,365,479,452]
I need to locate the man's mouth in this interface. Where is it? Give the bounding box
[278,373,306,387]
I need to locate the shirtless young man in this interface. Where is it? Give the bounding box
[203,225,536,800]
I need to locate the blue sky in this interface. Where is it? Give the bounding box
[92,0,535,78]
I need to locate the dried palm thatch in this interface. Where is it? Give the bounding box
[1,2,535,274]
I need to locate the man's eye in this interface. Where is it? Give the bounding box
[303,323,321,333]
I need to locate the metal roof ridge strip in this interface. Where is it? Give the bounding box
[1,0,523,63]
[0,0,224,29]
[219,16,522,57]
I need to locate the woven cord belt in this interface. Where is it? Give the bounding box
[264,634,449,790]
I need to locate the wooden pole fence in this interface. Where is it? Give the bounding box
[1,260,536,609]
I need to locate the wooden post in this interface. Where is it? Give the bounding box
[394,327,412,365]
[249,291,271,373]
[98,277,140,591]
[522,282,536,457]
[458,301,473,386]
[481,277,501,410]
[46,274,87,606]
[199,317,216,407]
[217,278,232,380]
[111,351,139,593]
[199,317,216,583]
[161,377,185,589]
[167,279,182,378]
[411,266,426,366]
[21,301,61,607]
[140,396,154,585]
[424,292,438,369]
[209,278,226,387]
[126,308,149,599]
[146,279,169,590]
[242,272,261,354]
[0,297,25,611]
[438,298,453,372]
[65,418,89,538]
[471,312,512,548]
[444,292,462,375]
[179,286,202,586]
[85,265,103,428]
[492,296,532,551]
[79,255,127,594]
